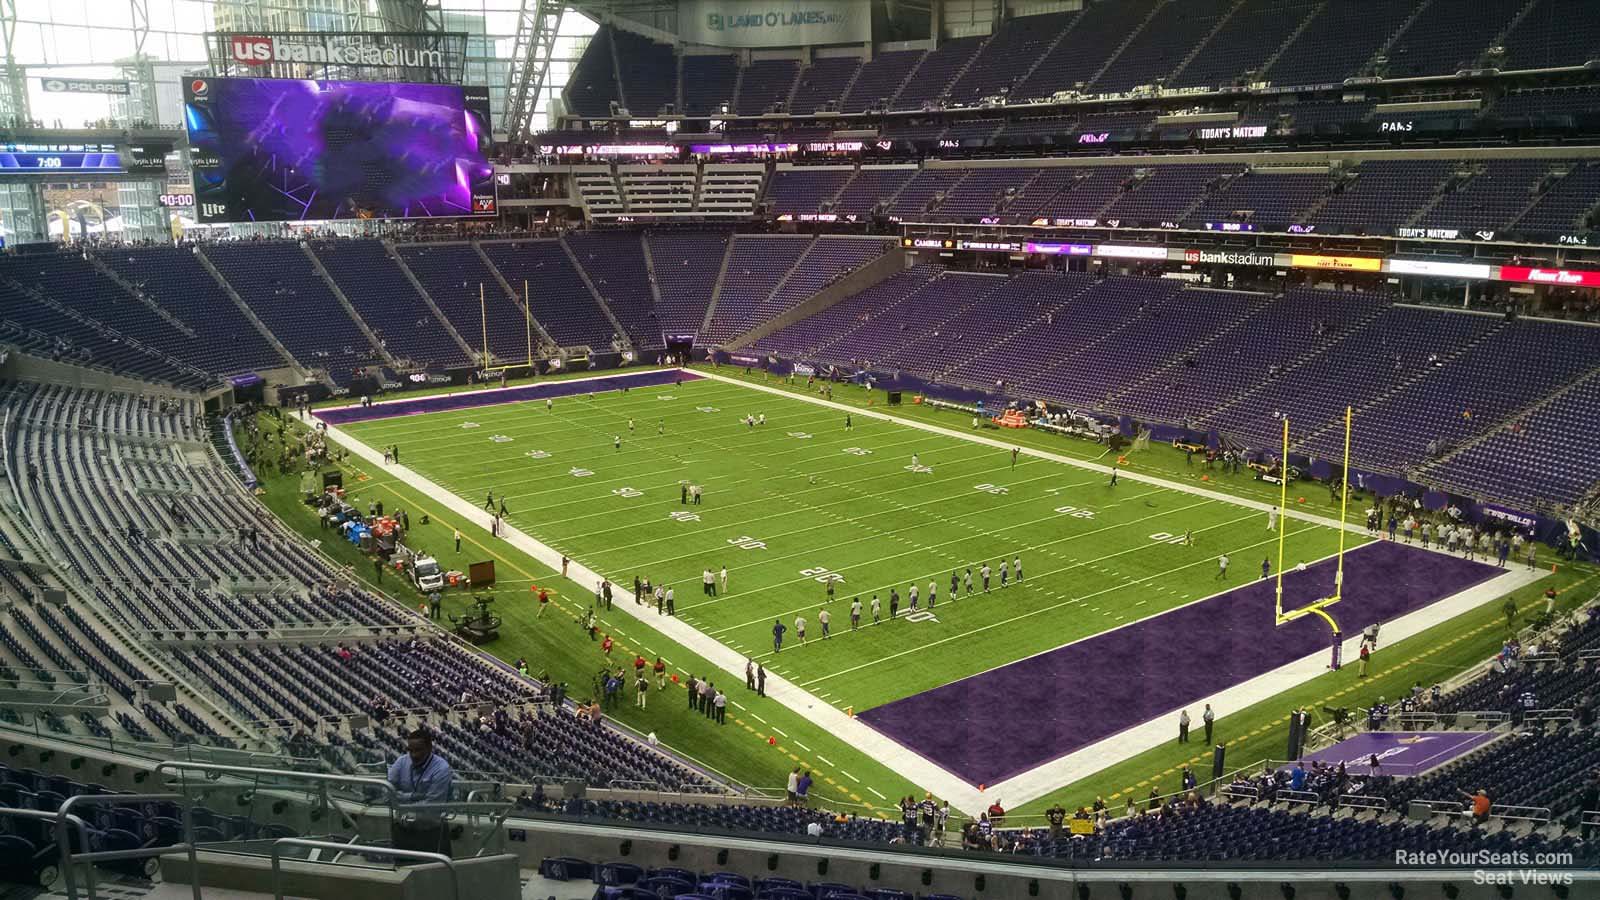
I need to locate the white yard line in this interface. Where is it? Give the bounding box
[693,369,1364,536]
[796,520,1314,688]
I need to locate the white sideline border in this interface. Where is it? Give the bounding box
[317,368,1538,815]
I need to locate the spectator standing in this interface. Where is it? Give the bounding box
[387,730,453,855]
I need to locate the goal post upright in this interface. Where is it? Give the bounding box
[1275,408,1351,669]
[1332,404,1353,604]
[1274,415,1290,622]
[480,282,489,369]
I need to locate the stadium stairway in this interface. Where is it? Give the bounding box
[698,236,739,340]
[189,247,310,382]
[1412,357,1600,481]
[555,236,631,347]
[380,240,480,364]
[299,244,402,371]
[81,254,199,341]
[470,243,560,352]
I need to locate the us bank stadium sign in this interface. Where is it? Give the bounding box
[207,31,467,83]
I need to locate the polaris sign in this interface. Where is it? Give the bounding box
[41,77,129,95]
[682,1,869,48]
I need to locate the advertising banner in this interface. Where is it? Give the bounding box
[1289,253,1382,273]
[1179,248,1280,267]
[41,77,129,95]
[1498,265,1600,288]
[680,1,870,48]
[1096,244,1168,260]
[1386,259,1492,280]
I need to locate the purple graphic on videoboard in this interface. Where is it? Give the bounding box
[184,76,495,223]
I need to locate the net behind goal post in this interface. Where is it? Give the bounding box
[1274,408,1355,667]
[1131,428,1151,452]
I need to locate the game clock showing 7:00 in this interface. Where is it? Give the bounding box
[0,143,123,173]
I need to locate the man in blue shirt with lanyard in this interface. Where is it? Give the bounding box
[387,729,454,855]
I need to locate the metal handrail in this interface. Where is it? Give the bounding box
[155,760,394,836]
[1275,789,1324,807]
[1335,793,1389,811]
[1486,803,1553,823]
[1420,799,1553,824]
[55,792,199,900]
[153,761,396,801]
[270,837,459,900]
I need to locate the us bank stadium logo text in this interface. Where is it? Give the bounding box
[227,34,443,69]
[707,9,850,32]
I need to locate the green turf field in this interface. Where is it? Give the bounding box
[335,374,1356,716]
[251,368,1597,820]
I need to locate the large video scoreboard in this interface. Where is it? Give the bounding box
[182,75,497,223]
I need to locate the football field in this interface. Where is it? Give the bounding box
[332,371,1354,725]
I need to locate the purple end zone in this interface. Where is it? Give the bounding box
[1294,730,1499,777]
[314,369,700,426]
[857,541,1502,787]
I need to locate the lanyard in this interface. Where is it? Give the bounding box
[411,754,433,795]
